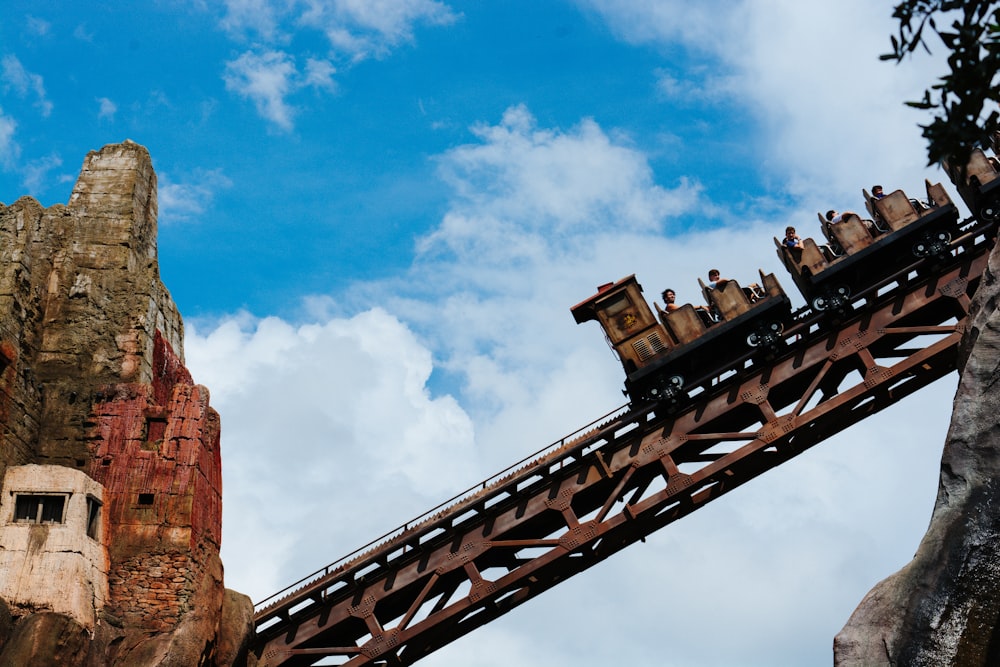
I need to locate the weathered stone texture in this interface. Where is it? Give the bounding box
[0,142,252,665]
[217,589,256,667]
[835,239,1000,665]
[0,141,182,474]
[87,333,222,563]
[0,464,107,628]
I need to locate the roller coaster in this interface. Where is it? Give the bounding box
[249,140,1000,666]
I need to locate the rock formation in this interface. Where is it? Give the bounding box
[834,239,1000,663]
[0,142,254,666]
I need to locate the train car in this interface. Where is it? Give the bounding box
[943,141,1000,222]
[571,271,791,404]
[774,180,960,311]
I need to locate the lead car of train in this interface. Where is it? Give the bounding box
[572,144,1000,406]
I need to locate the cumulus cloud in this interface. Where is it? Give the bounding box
[193,104,711,601]
[190,309,477,601]
[303,57,337,91]
[216,1,456,126]
[579,0,950,203]
[300,0,458,61]
[157,168,232,222]
[223,49,336,130]
[430,105,698,241]
[223,50,296,129]
[654,66,737,104]
[0,55,52,117]
[220,0,285,42]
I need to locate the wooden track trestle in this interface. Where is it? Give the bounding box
[253,246,988,667]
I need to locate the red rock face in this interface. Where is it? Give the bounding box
[0,342,17,442]
[87,331,222,630]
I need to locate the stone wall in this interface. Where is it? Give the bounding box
[88,332,223,634]
[0,142,252,666]
[0,464,107,628]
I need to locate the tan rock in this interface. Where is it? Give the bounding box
[835,235,1000,665]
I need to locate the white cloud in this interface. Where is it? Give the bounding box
[0,107,18,169]
[20,153,62,192]
[223,49,338,130]
[190,309,477,601]
[653,66,736,104]
[220,0,285,42]
[73,23,94,42]
[301,0,458,60]
[157,168,232,222]
[303,57,337,90]
[25,16,51,37]
[216,1,456,126]
[579,0,952,204]
[220,0,458,61]
[223,50,297,130]
[0,54,53,117]
[424,105,700,257]
[97,97,117,121]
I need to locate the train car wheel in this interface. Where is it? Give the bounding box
[812,295,828,311]
[914,230,952,258]
[981,202,1000,222]
[748,321,784,348]
[660,375,684,399]
[642,374,684,404]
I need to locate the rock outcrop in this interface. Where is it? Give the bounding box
[834,240,1000,663]
[0,142,253,666]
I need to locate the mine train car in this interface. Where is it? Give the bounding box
[571,169,990,406]
[774,180,960,312]
[571,271,792,404]
[944,136,1000,223]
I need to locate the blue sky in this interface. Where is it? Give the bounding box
[0,2,972,666]
[1,0,770,319]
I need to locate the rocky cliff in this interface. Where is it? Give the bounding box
[834,237,1000,663]
[0,142,253,666]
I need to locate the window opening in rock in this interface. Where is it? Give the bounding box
[145,417,167,443]
[86,496,101,539]
[137,493,154,506]
[14,494,67,524]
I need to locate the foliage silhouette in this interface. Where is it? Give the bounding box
[885,1,1000,166]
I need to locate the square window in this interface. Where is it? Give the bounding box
[14,494,67,524]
